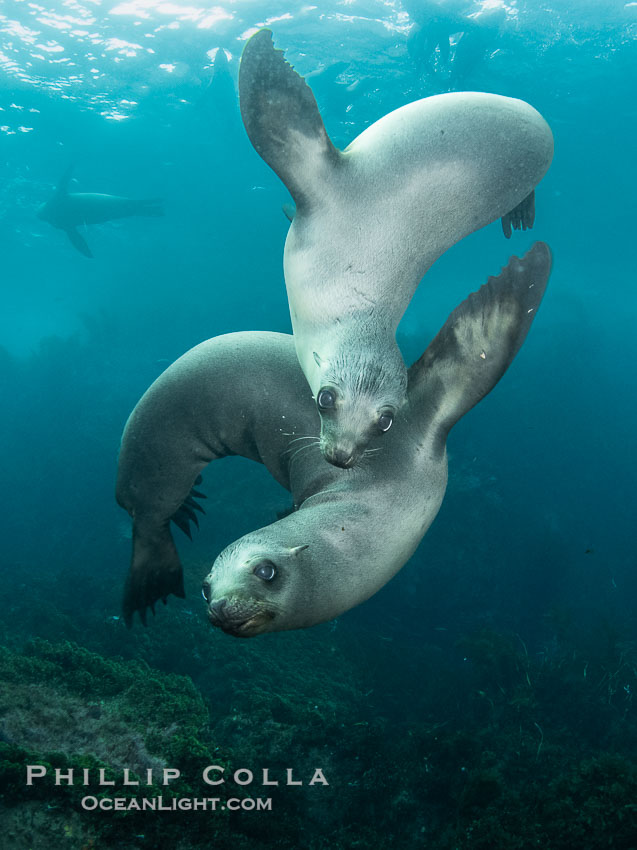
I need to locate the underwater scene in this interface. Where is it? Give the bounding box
[1,0,636,847]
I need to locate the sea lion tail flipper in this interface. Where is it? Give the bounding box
[123,522,186,627]
[239,28,340,212]
[501,190,535,239]
[65,227,93,258]
[407,241,552,439]
[134,198,164,217]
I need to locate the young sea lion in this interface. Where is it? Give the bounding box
[117,244,551,634]
[238,29,553,469]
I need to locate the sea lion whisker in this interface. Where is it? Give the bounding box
[289,442,321,464]
[281,432,314,439]
[290,441,320,459]
[357,453,377,471]
[281,438,321,458]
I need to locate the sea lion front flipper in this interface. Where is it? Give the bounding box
[65,227,93,258]
[407,241,552,440]
[239,28,340,211]
[123,522,186,627]
[55,164,75,197]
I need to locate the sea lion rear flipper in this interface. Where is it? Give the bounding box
[123,522,186,628]
[407,241,552,439]
[171,482,207,539]
[501,190,535,239]
[282,202,296,222]
[239,28,340,212]
[135,198,164,217]
[65,227,93,258]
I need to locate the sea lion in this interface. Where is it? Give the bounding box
[37,166,164,258]
[117,243,551,634]
[238,29,553,468]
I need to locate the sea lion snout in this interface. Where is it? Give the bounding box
[206,597,228,625]
[319,409,388,468]
[206,596,251,635]
[324,446,355,468]
[205,592,276,637]
[320,429,371,469]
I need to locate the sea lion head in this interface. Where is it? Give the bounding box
[37,199,63,229]
[202,534,311,637]
[311,343,408,469]
[36,202,52,223]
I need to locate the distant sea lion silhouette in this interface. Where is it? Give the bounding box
[405,0,506,86]
[37,166,164,258]
[238,29,553,469]
[197,46,238,131]
[117,244,551,634]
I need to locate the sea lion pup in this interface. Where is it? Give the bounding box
[238,29,553,468]
[37,166,164,258]
[116,244,551,633]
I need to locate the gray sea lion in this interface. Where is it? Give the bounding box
[37,166,164,258]
[117,243,551,634]
[238,29,553,468]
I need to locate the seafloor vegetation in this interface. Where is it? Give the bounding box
[2,568,637,849]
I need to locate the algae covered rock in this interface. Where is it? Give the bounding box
[0,639,236,849]
[0,639,215,774]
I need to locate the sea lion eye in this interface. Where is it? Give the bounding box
[378,412,393,433]
[317,388,336,409]
[254,561,277,581]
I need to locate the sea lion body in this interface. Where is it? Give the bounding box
[39,193,162,228]
[117,245,551,635]
[239,30,553,467]
[38,167,163,257]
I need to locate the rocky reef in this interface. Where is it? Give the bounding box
[2,607,637,848]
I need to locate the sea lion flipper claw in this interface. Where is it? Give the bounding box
[501,190,536,239]
[172,480,207,534]
[239,28,340,211]
[408,241,552,439]
[171,511,193,539]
